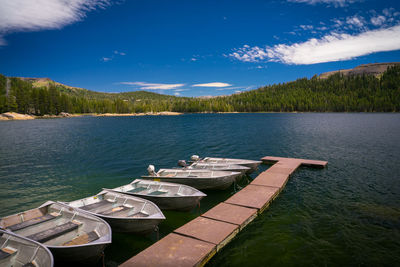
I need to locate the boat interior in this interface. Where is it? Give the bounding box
[115,181,202,197]
[0,230,52,267]
[157,169,226,178]
[67,191,161,218]
[0,202,109,247]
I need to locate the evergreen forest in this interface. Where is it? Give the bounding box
[0,65,399,115]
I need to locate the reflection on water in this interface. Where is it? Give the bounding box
[0,113,399,266]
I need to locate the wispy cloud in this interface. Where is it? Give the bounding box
[288,0,357,8]
[0,0,111,46]
[101,50,126,62]
[230,25,400,65]
[120,82,185,90]
[192,82,232,88]
[114,50,126,56]
[299,25,314,30]
[216,86,255,91]
[101,57,112,62]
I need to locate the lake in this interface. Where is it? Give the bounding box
[0,113,399,266]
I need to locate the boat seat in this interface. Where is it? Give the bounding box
[128,187,148,193]
[99,206,130,216]
[80,200,110,211]
[0,247,17,260]
[7,213,59,231]
[27,221,81,243]
[148,190,168,196]
[63,231,99,246]
[22,263,36,267]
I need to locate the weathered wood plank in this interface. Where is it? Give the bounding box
[63,231,99,246]
[27,221,79,243]
[7,214,57,231]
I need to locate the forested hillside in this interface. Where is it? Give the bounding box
[0,65,399,115]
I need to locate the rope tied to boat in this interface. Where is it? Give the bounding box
[154,225,159,241]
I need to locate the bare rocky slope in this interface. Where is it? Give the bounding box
[319,62,400,79]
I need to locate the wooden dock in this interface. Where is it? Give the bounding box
[121,156,327,267]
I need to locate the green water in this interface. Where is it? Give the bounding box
[0,113,399,266]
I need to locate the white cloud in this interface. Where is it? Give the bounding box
[101,57,112,62]
[346,15,365,28]
[114,50,126,56]
[192,82,232,87]
[300,25,314,30]
[0,0,111,45]
[216,86,255,91]
[101,50,126,62]
[230,46,272,62]
[120,82,185,90]
[288,0,357,7]
[174,92,181,96]
[230,25,400,65]
[371,16,386,26]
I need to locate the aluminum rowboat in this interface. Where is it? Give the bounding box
[0,201,111,265]
[109,179,206,211]
[63,190,165,233]
[0,229,54,267]
[141,166,240,190]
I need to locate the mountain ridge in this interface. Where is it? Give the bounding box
[15,62,400,98]
[319,62,400,79]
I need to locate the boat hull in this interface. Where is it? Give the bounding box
[196,157,262,174]
[49,243,108,265]
[140,174,237,190]
[99,216,163,233]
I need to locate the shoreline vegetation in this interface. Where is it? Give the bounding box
[1,64,399,117]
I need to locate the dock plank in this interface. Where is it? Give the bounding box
[201,203,257,230]
[225,184,279,212]
[262,156,327,168]
[250,171,290,189]
[120,233,216,267]
[174,217,238,251]
[266,165,298,176]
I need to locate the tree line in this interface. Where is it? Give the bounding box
[0,65,399,115]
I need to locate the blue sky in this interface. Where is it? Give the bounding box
[0,0,399,97]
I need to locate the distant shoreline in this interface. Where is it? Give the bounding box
[0,111,183,121]
[1,111,397,121]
